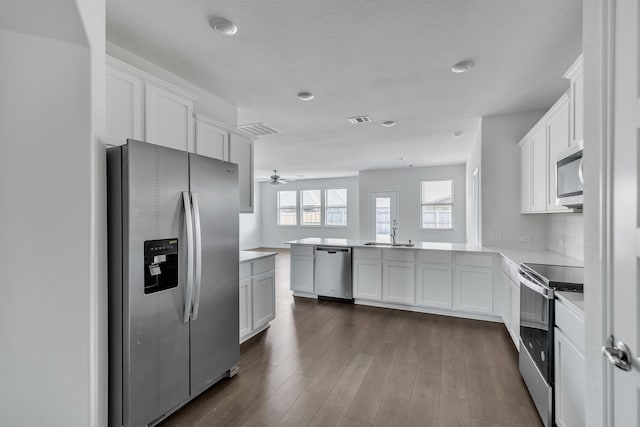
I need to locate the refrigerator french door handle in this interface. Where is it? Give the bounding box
[182,191,195,323]
[191,192,202,321]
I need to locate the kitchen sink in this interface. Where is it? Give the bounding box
[363,242,414,247]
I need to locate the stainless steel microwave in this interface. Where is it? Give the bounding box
[556,143,583,208]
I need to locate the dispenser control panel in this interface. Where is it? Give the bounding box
[143,239,178,294]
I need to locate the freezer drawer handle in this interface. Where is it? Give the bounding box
[191,192,202,321]
[182,191,195,323]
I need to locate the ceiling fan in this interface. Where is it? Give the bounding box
[269,170,287,186]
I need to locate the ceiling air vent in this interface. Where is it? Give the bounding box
[237,123,281,137]
[347,115,372,124]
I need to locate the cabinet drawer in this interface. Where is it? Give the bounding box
[456,253,494,268]
[291,245,314,257]
[416,250,452,265]
[555,297,585,354]
[383,249,415,262]
[252,256,275,276]
[240,262,251,280]
[353,248,382,260]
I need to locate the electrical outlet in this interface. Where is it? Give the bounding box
[520,235,532,243]
[490,232,502,241]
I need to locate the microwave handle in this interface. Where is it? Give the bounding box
[578,158,584,185]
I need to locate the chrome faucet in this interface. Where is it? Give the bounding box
[391,220,398,244]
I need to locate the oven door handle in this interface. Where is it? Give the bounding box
[519,273,554,299]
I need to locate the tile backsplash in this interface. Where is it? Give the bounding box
[547,213,584,262]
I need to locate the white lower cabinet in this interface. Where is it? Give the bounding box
[291,255,314,293]
[252,271,275,330]
[239,255,276,343]
[501,272,512,328]
[554,327,585,427]
[509,281,520,347]
[415,263,453,309]
[453,265,494,314]
[353,259,382,301]
[383,261,415,305]
[239,278,252,339]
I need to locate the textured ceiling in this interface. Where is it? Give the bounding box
[106,0,582,179]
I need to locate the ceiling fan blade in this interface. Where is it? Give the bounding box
[278,179,287,184]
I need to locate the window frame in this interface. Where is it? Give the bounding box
[300,189,322,227]
[324,188,348,227]
[419,179,454,231]
[276,190,298,226]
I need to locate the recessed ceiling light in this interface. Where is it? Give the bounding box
[453,131,464,137]
[382,120,396,127]
[451,60,474,73]
[297,92,314,101]
[209,17,238,36]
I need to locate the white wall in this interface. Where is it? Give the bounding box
[106,42,237,129]
[479,111,549,250]
[239,183,263,250]
[261,177,360,248]
[358,165,467,243]
[0,0,105,424]
[465,129,482,244]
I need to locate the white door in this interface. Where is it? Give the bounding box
[369,192,397,242]
[606,2,640,424]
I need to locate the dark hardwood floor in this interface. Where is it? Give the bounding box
[161,249,542,427]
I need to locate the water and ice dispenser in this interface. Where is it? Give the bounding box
[143,239,179,294]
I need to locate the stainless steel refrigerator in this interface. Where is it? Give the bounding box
[107,140,239,427]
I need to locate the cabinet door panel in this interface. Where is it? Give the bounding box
[502,273,511,327]
[453,266,493,314]
[229,132,254,213]
[383,262,415,305]
[531,126,547,212]
[145,84,194,151]
[291,256,314,293]
[252,272,275,330]
[554,328,586,427]
[239,278,251,341]
[416,263,452,309]
[510,282,520,347]
[521,139,532,212]
[547,98,570,211]
[195,116,229,161]
[353,260,382,301]
[105,67,143,145]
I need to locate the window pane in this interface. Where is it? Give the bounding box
[302,190,321,225]
[421,180,453,204]
[278,190,297,225]
[325,188,347,226]
[375,196,391,242]
[421,205,453,229]
[326,188,347,206]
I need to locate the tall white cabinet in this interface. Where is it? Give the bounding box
[229,132,254,213]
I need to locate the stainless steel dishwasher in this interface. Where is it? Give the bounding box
[314,246,353,301]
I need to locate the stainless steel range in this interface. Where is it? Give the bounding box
[518,263,583,427]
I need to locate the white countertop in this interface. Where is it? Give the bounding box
[286,238,583,267]
[240,250,278,263]
[556,291,585,315]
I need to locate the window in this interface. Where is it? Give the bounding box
[277,190,297,225]
[325,188,347,226]
[301,190,321,225]
[421,180,453,229]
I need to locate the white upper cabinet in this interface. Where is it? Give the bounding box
[229,132,254,213]
[105,62,143,146]
[144,83,195,152]
[564,55,584,146]
[547,95,570,211]
[531,125,547,213]
[521,138,532,213]
[194,114,229,161]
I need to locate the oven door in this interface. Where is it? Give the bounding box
[519,272,554,383]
